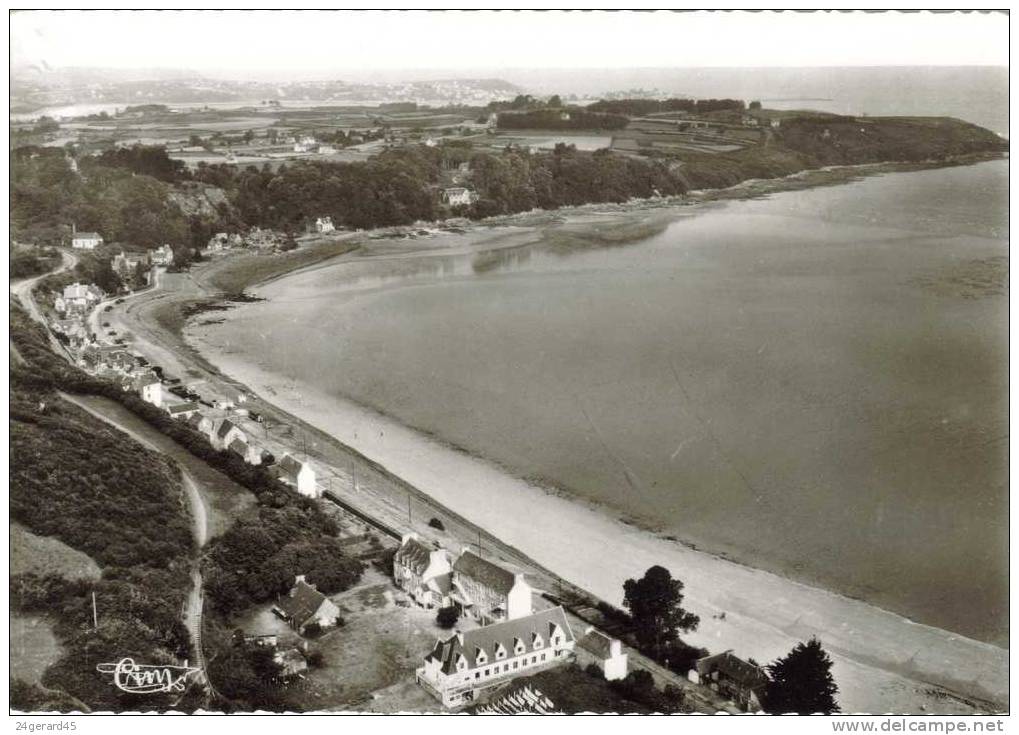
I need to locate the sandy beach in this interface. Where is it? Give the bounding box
[186,324,1008,714]
[175,167,1009,714]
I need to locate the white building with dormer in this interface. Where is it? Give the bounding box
[417,606,576,708]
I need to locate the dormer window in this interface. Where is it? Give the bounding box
[532,633,544,649]
[513,637,526,655]
[495,643,507,660]
[549,623,563,646]
[456,654,467,672]
[475,647,488,665]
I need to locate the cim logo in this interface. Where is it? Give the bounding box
[96,658,202,694]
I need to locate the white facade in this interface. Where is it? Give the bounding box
[72,232,103,250]
[577,626,628,681]
[315,217,335,233]
[442,188,475,207]
[417,606,576,708]
[141,381,163,407]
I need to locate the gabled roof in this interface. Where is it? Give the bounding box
[74,232,101,239]
[395,536,434,576]
[578,628,618,659]
[167,401,199,414]
[186,413,205,429]
[276,579,328,626]
[695,651,769,691]
[425,606,574,675]
[216,418,240,439]
[277,454,309,480]
[453,550,517,596]
[228,438,248,456]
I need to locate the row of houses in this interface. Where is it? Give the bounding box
[206,227,288,252]
[54,282,104,317]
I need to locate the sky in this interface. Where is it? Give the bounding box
[10,10,1010,77]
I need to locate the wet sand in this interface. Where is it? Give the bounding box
[180,168,1008,713]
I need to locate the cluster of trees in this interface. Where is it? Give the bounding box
[10,383,192,570]
[10,246,61,279]
[619,565,839,714]
[587,98,746,116]
[496,109,629,131]
[10,306,195,712]
[10,146,195,258]
[203,510,363,616]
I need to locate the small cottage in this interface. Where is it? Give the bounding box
[273,576,340,635]
[689,651,769,713]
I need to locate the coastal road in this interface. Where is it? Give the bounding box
[9,248,77,320]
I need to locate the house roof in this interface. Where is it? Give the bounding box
[276,579,328,626]
[578,628,618,659]
[228,438,249,456]
[74,232,101,239]
[395,536,434,576]
[695,651,769,691]
[167,401,199,414]
[216,418,240,439]
[453,550,517,596]
[134,372,160,389]
[186,413,205,429]
[277,454,308,480]
[427,573,452,596]
[425,606,574,675]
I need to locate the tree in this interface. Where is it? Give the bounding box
[622,565,699,659]
[749,100,762,110]
[548,94,562,108]
[764,637,839,714]
[436,605,459,629]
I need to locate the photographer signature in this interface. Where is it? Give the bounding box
[96,658,202,694]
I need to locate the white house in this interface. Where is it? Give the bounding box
[393,533,453,608]
[441,187,475,208]
[151,244,174,266]
[72,231,103,250]
[451,549,532,624]
[315,216,335,233]
[134,372,163,407]
[276,454,318,497]
[576,626,628,681]
[212,418,246,450]
[318,145,336,155]
[417,606,576,708]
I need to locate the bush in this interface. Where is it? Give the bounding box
[436,605,459,629]
[307,651,325,668]
[584,663,603,678]
[303,622,322,638]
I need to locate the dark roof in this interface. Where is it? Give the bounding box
[425,607,574,675]
[578,628,617,659]
[696,652,769,691]
[167,401,199,414]
[74,232,101,239]
[186,413,205,429]
[228,438,248,456]
[277,454,306,481]
[216,418,240,439]
[453,550,517,596]
[395,536,433,576]
[275,580,328,626]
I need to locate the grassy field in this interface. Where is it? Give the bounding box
[11,613,64,687]
[235,568,447,711]
[10,522,102,581]
[488,664,655,714]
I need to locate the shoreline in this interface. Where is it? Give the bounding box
[129,154,1006,714]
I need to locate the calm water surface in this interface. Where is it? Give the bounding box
[203,160,1009,644]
